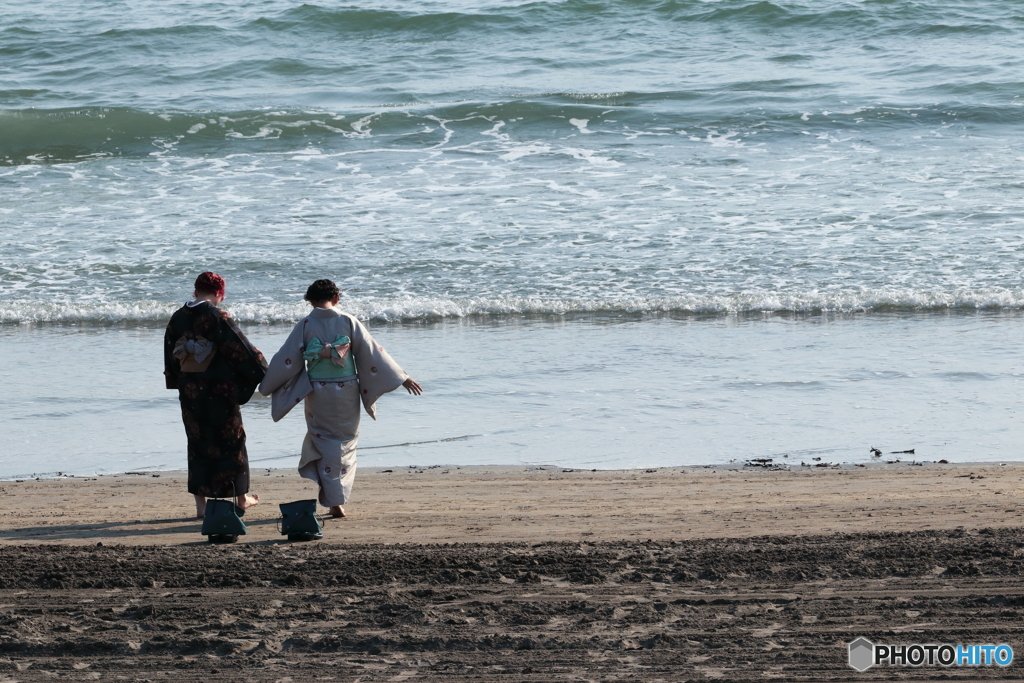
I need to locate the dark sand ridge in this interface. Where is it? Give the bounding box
[2,464,1024,681]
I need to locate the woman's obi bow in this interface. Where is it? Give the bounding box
[173,335,216,372]
[304,335,352,368]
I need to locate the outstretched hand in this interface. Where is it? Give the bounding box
[403,377,423,395]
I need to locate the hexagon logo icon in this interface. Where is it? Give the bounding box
[848,637,874,672]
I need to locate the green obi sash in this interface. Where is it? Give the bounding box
[304,335,356,379]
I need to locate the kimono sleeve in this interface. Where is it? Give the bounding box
[348,315,408,420]
[163,318,181,390]
[259,319,312,422]
[218,312,268,405]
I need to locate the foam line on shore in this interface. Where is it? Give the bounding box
[7,290,1024,325]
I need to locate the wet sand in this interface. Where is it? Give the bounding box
[2,463,1024,681]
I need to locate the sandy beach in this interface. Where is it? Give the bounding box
[2,463,1024,681]
[2,462,1023,545]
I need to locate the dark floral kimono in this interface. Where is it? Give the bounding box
[164,302,268,498]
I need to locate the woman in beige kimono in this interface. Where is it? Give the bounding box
[259,279,422,517]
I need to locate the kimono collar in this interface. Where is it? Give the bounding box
[308,306,343,319]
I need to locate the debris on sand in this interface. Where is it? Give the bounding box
[743,458,789,470]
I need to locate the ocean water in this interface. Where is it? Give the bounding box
[3,313,1024,479]
[2,0,1024,476]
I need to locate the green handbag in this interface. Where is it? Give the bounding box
[279,499,323,541]
[201,499,247,543]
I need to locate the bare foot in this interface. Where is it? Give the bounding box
[329,505,346,518]
[194,494,206,519]
[236,493,260,510]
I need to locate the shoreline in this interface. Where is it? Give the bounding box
[0,456,1002,483]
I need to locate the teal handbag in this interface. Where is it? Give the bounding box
[201,499,247,542]
[279,499,323,541]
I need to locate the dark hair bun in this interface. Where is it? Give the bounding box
[305,279,340,304]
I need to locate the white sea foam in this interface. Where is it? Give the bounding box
[499,143,550,160]
[569,118,591,134]
[5,289,1024,325]
[560,146,620,166]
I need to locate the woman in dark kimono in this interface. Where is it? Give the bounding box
[164,272,268,518]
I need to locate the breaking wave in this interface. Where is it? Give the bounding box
[5,290,1024,324]
[2,96,1021,165]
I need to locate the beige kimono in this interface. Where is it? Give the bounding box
[259,308,408,506]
